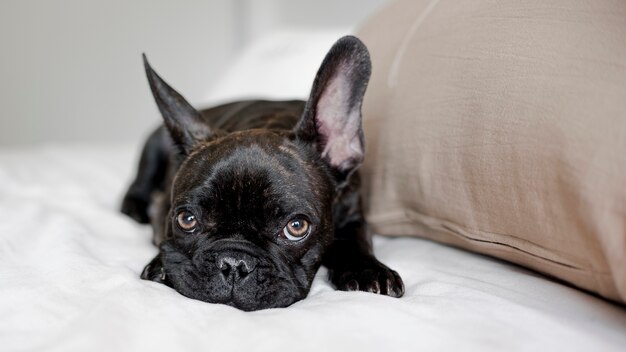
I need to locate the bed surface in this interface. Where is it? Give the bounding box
[1,144,625,351]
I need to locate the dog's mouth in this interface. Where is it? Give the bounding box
[141,242,312,311]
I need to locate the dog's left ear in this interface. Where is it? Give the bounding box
[295,36,371,175]
[143,54,212,155]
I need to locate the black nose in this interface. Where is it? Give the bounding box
[217,253,257,284]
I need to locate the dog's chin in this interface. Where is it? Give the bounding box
[141,250,312,311]
[185,284,307,311]
[165,271,309,311]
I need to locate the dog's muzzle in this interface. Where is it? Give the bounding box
[216,251,258,286]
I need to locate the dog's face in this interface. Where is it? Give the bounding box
[141,36,371,310]
[155,132,337,310]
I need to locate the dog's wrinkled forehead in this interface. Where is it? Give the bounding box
[172,131,330,225]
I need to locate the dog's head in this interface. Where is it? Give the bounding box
[141,36,371,311]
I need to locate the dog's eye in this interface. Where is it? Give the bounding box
[176,210,197,232]
[283,218,310,241]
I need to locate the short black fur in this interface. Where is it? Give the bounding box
[121,36,404,311]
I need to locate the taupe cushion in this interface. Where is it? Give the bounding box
[357,0,626,303]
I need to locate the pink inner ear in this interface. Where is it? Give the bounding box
[316,73,364,171]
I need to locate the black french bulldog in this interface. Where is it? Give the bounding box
[121,36,404,311]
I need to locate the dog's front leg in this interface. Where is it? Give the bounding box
[141,252,169,284]
[323,193,404,297]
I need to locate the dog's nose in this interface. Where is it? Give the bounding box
[217,253,256,283]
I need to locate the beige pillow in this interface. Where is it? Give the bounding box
[357,0,626,303]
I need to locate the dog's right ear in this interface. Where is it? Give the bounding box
[143,54,211,155]
[295,36,371,177]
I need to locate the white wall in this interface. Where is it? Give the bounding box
[0,0,388,146]
[240,0,388,46]
[0,0,236,146]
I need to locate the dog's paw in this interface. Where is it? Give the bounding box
[121,194,150,224]
[329,258,405,297]
[141,254,167,283]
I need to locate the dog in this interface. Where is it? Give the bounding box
[121,36,404,311]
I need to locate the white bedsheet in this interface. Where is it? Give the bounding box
[1,144,625,352]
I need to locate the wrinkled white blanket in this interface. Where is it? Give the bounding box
[1,145,625,352]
